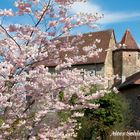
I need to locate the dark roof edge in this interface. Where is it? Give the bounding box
[118,84,140,91]
[113,48,140,52]
[47,62,104,68]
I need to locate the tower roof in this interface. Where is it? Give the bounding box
[120,29,139,49]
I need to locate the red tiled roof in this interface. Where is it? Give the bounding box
[41,29,114,67]
[119,29,139,49]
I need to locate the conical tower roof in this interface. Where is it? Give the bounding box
[120,29,139,49]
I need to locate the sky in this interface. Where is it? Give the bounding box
[0,0,140,45]
[71,0,140,46]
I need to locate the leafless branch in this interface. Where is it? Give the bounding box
[0,24,22,52]
[26,0,52,46]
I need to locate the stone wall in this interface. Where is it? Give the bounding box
[122,51,140,78]
[104,32,116,87]
[113,50,140,84]
[113,51,122,77]
[48,63,105,77]
[120,86,140,130]
[113,51,123,84]
[136,52,140,68]
[72,63,104,76]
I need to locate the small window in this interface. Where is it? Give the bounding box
[129,54,131,56]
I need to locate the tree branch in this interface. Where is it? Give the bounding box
[0,25,22,52]
[26,0,52,46]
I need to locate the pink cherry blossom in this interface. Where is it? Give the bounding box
[0,0,109,139]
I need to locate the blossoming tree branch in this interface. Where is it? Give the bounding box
[0,0,108,139]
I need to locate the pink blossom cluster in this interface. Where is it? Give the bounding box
[55,0,86,6]
[0,0,109,139]
[0,9,13,16]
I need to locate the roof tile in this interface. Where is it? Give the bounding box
[42,29,114,67]
[119,29,139,49]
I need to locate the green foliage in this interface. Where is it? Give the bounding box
[58,92,79,124]
[89,86,98,94]
[59,91,65,101]
[58,87,131,140]
[58,110,71,122]
[76,91,131,140]
[69,94,78,105]
[58,92,78,121]
[0,117,4,126]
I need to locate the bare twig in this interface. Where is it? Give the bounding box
[23,99,35,113]
[26,0,52,46]
[0,24,22,52]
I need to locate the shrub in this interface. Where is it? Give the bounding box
[76,90,132,140]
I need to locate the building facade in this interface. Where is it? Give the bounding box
[113,30,140,85]
[42,29,140,87]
